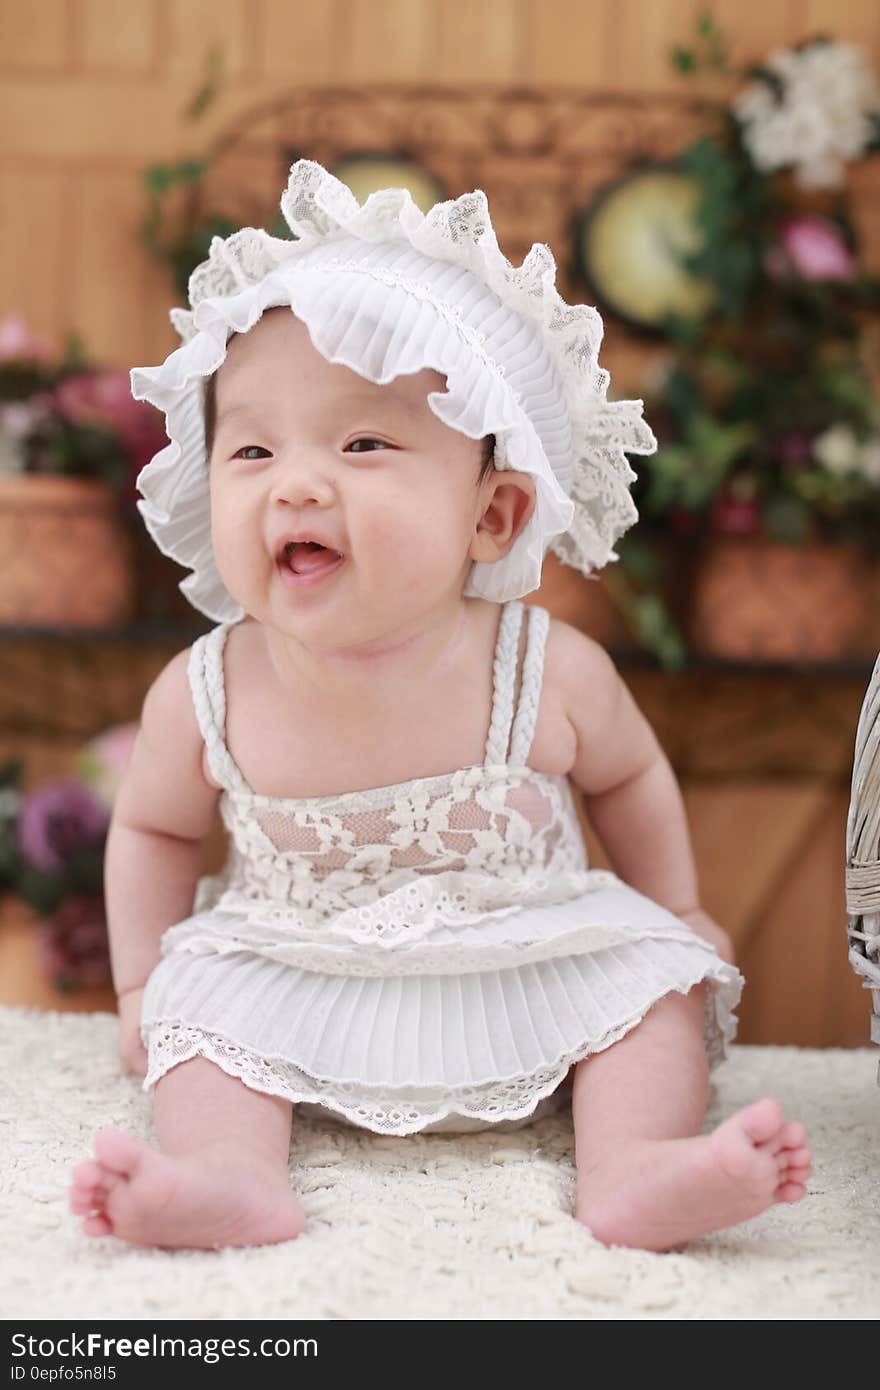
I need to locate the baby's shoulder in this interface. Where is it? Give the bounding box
[539,613,628,753]
[542,613,621,705]
[142,644,198,727]
[141,642,221,793]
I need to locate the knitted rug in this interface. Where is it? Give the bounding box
[2,1005,878,1321]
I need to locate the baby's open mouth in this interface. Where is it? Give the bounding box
[279,541,345,576]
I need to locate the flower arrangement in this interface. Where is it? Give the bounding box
[0,315,167,500]
[617,14,880,661]
[5,724,137,992]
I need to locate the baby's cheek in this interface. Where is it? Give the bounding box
[211,517,261,597]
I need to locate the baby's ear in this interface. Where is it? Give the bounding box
[471,472,536,562]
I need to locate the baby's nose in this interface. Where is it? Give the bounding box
[270,453,336,507]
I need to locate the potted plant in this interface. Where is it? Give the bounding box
[624,16,880,662]
[6,724,137,994]
[0,316,167,628]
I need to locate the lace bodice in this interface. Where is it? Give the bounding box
[187,600,591,942]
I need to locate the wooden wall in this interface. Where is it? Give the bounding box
[1,0,879,367]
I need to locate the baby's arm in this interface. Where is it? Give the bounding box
[552,622,734,963]
[106,649,220,1073]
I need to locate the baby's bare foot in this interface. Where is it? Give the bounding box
[69,1128,306,1250]
[575,1098,811,1252]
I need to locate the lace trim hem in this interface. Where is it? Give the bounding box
[142,963,738,1135]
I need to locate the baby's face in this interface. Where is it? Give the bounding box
[208,307,515,639]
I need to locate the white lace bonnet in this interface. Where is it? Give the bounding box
[130,159,657,624]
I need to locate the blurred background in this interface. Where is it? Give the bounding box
[1,0,878,1047]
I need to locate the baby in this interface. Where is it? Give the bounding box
[70,161,810,1253]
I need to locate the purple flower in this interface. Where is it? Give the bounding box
[17,780,110,872]
[774,430,815,469]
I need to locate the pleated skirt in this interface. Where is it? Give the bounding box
[141,933,741,1135]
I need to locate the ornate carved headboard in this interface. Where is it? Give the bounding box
[198,83,705,305]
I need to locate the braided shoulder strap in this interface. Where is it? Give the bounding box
[187,623,249,795]
[509,604,550,766]
[483,600,524,764]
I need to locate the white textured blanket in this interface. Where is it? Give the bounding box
[1,1006,878,1321]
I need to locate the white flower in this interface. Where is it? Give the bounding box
[813,423,862,475]
[0,786,21,819]
[733,40,880,190]
[1,399,51,438]
[858,437,880,483]
[0,427,26,475]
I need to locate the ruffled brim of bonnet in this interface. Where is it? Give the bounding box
[130,160,656,624]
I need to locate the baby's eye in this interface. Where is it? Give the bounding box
[233,445,271,460]
[345,437,390,453]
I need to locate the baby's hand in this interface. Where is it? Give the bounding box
[678,908,736,966]
[117,988,148,1077]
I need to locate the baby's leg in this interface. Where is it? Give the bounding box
[70,1056,305,1250]
[573,984,812,1252]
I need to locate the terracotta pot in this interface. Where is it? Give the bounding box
[0,475,135,628]
[690,537,879,661]
[525,551,623,646]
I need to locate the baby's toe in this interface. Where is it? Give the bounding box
[775,1178,807,1203]
[738,1097,785,1146]
[71,1186,104,1216]
[81,1212,113,1237]
[785,1145,811,1168]
[72,1158,104,1187]
[93,1127,147,1177]
[70,1160,109,1213]
[782,1162,812,1187]
[775,1121,808,1153]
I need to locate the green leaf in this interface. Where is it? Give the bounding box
[144,164,173,194]
[672,47,697,74]
[184,44,226,122]
[15,865,63,916]
[631,595,688,669]
[616,536,661,584]
[762,494,812,544]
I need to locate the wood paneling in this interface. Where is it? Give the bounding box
[261,0,342,82]
[165,0,253,76]
[0,0,71,71]
[79,0,158,72]
[344,0,432,81]
[0,165,70,339]
[68,169,154,362]
[423,0,522,83]
[802,0,880,50]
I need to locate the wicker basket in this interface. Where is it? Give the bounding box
[0,475,135,628]
[845,651,880,1080]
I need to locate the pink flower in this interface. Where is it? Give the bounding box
[0,313,54,362]
[55,371,144,441]
[764,216,857,282]
[36,894,111,990]
[710,488,761,536]
[55,371,168,497]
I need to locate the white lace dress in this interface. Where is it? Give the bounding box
[141,599,742,1134]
